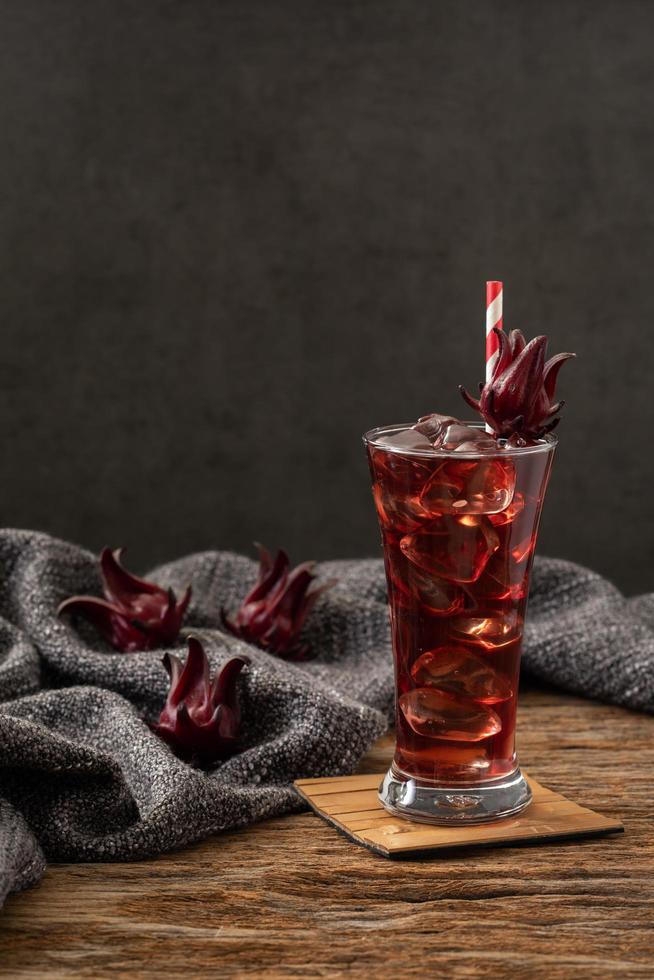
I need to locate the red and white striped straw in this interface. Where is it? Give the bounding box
[485,280,503,382]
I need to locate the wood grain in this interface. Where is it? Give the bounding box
[295,772,622,856]
[1,686,653,978]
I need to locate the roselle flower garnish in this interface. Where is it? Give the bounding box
[58,547,191,652]
[152,636,249,765]
[459,327,575,439]
[222,544,334,661]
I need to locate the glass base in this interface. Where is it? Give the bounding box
[379,765,532,825]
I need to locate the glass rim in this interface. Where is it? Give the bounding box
[362,422,558,459]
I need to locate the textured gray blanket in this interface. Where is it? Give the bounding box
[1,529,652,909]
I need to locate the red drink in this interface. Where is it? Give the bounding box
[365,422,556,822]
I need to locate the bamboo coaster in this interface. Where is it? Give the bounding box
[294,773,623,858]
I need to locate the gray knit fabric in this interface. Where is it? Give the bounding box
[0,529,652,908]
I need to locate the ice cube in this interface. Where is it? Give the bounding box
[416,463,466,515]
[438,423,498,453]
[372,483,429,533]
[390,557,463,616]
[420,457,515,517]
[370,440,435,530]
[411,646,512,703]
[400,516,499,583]
[478,549,528,600]
[375,429,434,453]
[450,613,518,650]
[370,444,434,493]
[399,688,502,741]
[488,492,525,527]
[413,413,458,444]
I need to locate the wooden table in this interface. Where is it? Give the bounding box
[1,687,652,978]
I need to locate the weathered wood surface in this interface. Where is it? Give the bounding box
[1,687,652,978]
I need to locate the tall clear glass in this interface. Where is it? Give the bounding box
[365,423,556,824]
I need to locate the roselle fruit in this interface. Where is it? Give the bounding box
[222,544,334,660]
[152,636,250,765]
[58,547,191,652]
[459,327,575,439]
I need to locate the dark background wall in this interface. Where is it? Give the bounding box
[0,1,652,593]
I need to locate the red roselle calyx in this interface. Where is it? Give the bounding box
[222,544,334,660]
[58,547,191,652]
[152,636,250,765]
[459,327,575,439]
